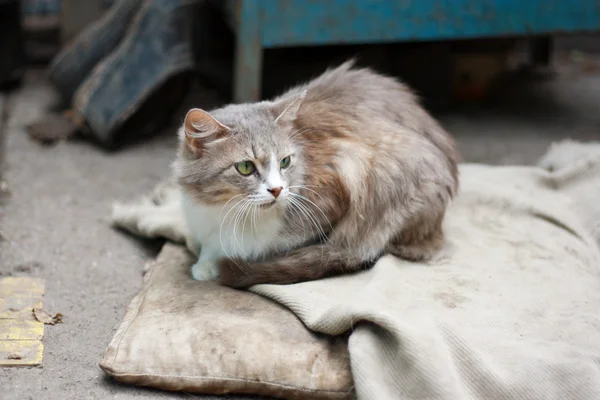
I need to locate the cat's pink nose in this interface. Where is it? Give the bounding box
[268,186,283,198]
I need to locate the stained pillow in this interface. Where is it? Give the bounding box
[99,243,353,400]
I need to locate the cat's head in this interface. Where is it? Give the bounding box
[173,91,307,212]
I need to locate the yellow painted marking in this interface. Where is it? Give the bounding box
[0,277,45,366]
[0,340,43,366]
[0,319,44,340]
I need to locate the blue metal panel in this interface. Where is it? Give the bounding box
[257,0,600,48]
[234,0,263,103]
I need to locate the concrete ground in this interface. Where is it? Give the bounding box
[1,54,600,399]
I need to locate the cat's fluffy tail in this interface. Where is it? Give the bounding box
[217,244,376,288]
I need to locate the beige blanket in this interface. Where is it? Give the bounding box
[111,140,600,400]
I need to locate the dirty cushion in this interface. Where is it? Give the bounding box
[99,243,353,400]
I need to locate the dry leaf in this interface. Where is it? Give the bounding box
[7,353,23,360]
[33,308,63,325]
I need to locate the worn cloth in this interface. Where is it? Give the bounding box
[106,143,600,399]
[252,163,600,400]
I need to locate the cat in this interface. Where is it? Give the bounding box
[172,60,459,288]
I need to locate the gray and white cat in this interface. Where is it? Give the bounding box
[173,61,459,287]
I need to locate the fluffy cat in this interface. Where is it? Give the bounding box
[172,60,459,287]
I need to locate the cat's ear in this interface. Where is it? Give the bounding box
[183,108,230,157]
[272,90,307,123]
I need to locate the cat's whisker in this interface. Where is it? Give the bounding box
[230,201,247,255]
[220,197,248,250]
[219,194,246,217]
[289,192,334,234]
[248,197,268,236]
[285,199,305,238]
[219,194,247,257]
[287,197,315,239]
[219,197,247,240]
[225,202,252,274]
[242,201,256,246]
[239,199,255,251]
[219,197,249,260]
[286,197,308,238]
[249,202,256,236]
[252,203,260,235]
[232,203,256,275]
[232,199,253,255]
[289,193,331,244]
[288,196,326,243]
[234,202,246,253]
[288,187,327,209]
[287,185,326,209]
[231,257,250,276]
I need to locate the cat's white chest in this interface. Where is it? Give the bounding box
[181,192,284,261]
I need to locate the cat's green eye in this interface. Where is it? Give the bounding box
[280,156,291,169]
[235,160,256,176]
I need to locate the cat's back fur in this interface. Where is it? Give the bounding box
[275,61,458,255]
[284,61,458,171]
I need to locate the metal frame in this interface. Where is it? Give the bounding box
[228,0,600,103]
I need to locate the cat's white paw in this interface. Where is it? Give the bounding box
[191,260,219,281]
